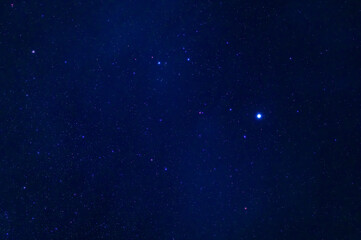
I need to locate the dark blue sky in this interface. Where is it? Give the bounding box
[0,0,360,239]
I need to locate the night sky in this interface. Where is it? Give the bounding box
[1,0,361,239]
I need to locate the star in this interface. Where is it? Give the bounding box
[256,113,262,119]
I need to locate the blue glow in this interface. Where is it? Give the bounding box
[256,113,262,119]
[157,61,161,65]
